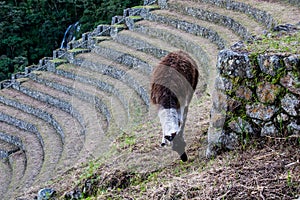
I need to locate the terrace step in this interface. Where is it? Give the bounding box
[75,52,150,108]
[29,71,112,130]
[20,78,113,163]
[1,88,86,174]
[93,39,158,75]
[0,139,19,155]
[58,64,144,105]
[224,0,300,25]
[0,159,12,199]
[133,20,218,92]
[46,65,130,113]
[4,149,26,199]
[0,110,44,195]
[143,9,241,49]
[193,0,300,29]
[0,122,45,198]
[167,0,264,39]
[56,63,147,123]
[0,131,24,151]
[0,107,62,196]
[76,52,149,90]
[113,29,180,58]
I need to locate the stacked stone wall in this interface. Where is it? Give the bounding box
[93,46,153,75]
[207,50,300,157]
[167,3,253,41]
[0,112,44,147]
[29,73,111,123]
[0,95,64,145]
[0,132,24,151]
[49,67,129,113]
[140,9,227,49]
[74,58,150,107]
[196,0,277,29]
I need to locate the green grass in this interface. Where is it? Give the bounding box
[247,31,300,54]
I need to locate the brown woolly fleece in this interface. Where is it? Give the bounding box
[150,51,199,109]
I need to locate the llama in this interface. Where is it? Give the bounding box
[150,51,199,162]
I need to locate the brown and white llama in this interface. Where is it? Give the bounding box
[150,51,199,162]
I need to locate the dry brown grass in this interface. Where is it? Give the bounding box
[18,92,300,200]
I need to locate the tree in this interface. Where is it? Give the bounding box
[0,0,144,81]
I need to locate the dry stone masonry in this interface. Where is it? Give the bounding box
[207,49,300,158]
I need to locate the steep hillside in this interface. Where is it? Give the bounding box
[0,0,299,199]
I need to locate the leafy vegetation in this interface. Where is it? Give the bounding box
[0,0,143,81]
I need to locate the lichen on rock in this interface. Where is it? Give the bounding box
[256,82,281,103]
[246,103,278,122]
[281,93,300,117]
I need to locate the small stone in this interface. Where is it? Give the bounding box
[258,54,284,76]
[217,50,253,78]
[214,75,232,91]
[227,97,242,112]
[229,117,253,134]
[219,132,239,150]
[236,86,252,101]
[283,54,300,71]
[211,90,228,113]
[280,73,300,96]
[273,24,298,32]
[277,113,289,122]
[252,119,263,125]
[211,113,226,128]
[287,120,300,134]
[230,41,246,52]
[246,103,278,121]
[256,82,281,103]
[37,188,56,200]
[281,93,300,116]
[64,188,82,200]
[261,122,278,136]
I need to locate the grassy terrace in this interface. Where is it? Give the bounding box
[0,0,299,199]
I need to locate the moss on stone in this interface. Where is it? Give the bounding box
[128,16,142,20]
[51,58,68,63]
[16,78,29,84]
[68,48,89,53]
[112,24,125,28]
[131,5,160,10]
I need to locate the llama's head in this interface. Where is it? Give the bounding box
[158,105,188,162]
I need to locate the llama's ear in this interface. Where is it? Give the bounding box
[165,132,176,142]
[180,152,188,162]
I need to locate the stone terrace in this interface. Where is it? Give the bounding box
[0,0,299,199]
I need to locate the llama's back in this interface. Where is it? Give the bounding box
[150,51,199,108]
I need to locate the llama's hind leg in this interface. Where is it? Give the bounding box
[178,106,185,129]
